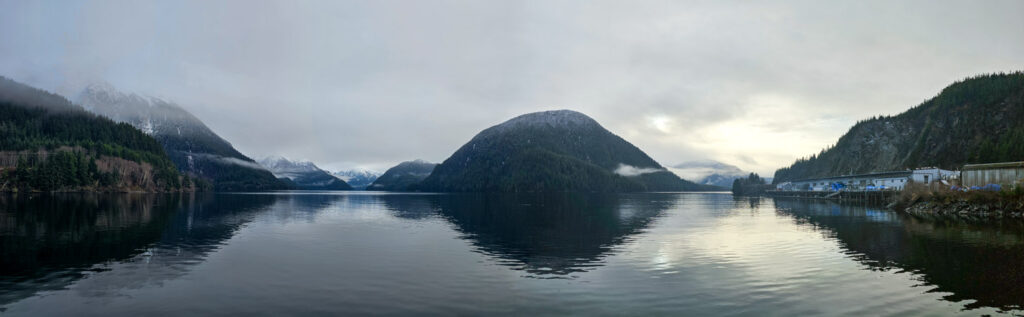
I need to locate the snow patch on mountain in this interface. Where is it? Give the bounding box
[332,169,380,189]
[258,155,333,180]
[489,110,602,134]
[77,82,227,144]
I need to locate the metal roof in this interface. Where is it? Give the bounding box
[963,161,1024,170]
[789,170,912,183]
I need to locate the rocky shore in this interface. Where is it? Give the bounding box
[901,199,1024,219]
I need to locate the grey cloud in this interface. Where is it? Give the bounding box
[1,0,1022,175]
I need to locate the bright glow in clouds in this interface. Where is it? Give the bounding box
[0,1,1022,175]
[648,116,674,134]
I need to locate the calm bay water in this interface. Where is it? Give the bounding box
[2,192,1023,316]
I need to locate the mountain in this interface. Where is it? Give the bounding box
[0,76,189,192]
[257,156,351,190]
[773,72,1024,183]
[77,83,289,191]
[332,169,380,189]
[417,110,716,192]
[670,160,769,188]
[367,160,437,191]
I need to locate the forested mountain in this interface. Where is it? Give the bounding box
[77,84,288,191]
[417,110,716,192]
[367,160,436,191]
[333,169,380,189]
[774,72,1024,183]
[0,76,189,192]
[258,156,351,190]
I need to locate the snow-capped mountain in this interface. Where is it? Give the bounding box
[79,82,214,138]
[259,155,321,179]
[258,156,352,190]
[332,169,380,189]
[76,83,288,191]
[669,160,769,188]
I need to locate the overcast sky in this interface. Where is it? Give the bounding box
[1,0,1022,175]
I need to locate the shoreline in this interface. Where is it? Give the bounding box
[901,199,1024,219]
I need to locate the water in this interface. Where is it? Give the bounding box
[2,192,1023,316]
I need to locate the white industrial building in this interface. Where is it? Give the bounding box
[775,168,957,192]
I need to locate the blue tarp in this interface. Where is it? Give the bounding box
[968,184,1002,191]
[830,183,846,191]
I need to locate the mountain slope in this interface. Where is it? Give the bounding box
[77,84,288,191]
[418,110,714,192]
[0,76,188,192]
[258,156,351,190]
[333,169,380,189]
[774,72,1024,182]
[367,160,436,191]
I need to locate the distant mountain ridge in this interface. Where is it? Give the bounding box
[257,156,351,190]
[77,83,289,191]
[773,72,1024,183]
[333,169,380,189]
[418,110,716,192]
[367,160,436,191]
[671,160,769,188]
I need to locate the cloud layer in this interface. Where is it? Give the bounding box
[1,0,1022,174]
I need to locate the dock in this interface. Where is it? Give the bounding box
[766,190,898,204]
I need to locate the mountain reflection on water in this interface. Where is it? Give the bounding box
[1,192,1024,315]
[774,199,1024,312]
[377,193,671,276]
[0,193,280,307]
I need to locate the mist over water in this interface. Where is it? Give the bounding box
[1,192,1023,315]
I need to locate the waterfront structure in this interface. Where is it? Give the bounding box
[961,161,1024,188]
[778,168,957,192]
[910,168,959,184]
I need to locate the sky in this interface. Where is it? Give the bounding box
[1,0,1022,175]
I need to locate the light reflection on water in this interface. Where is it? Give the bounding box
[1,192,1023,315]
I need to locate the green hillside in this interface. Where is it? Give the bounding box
[0,77,188,192]
[774,72,1024,182]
